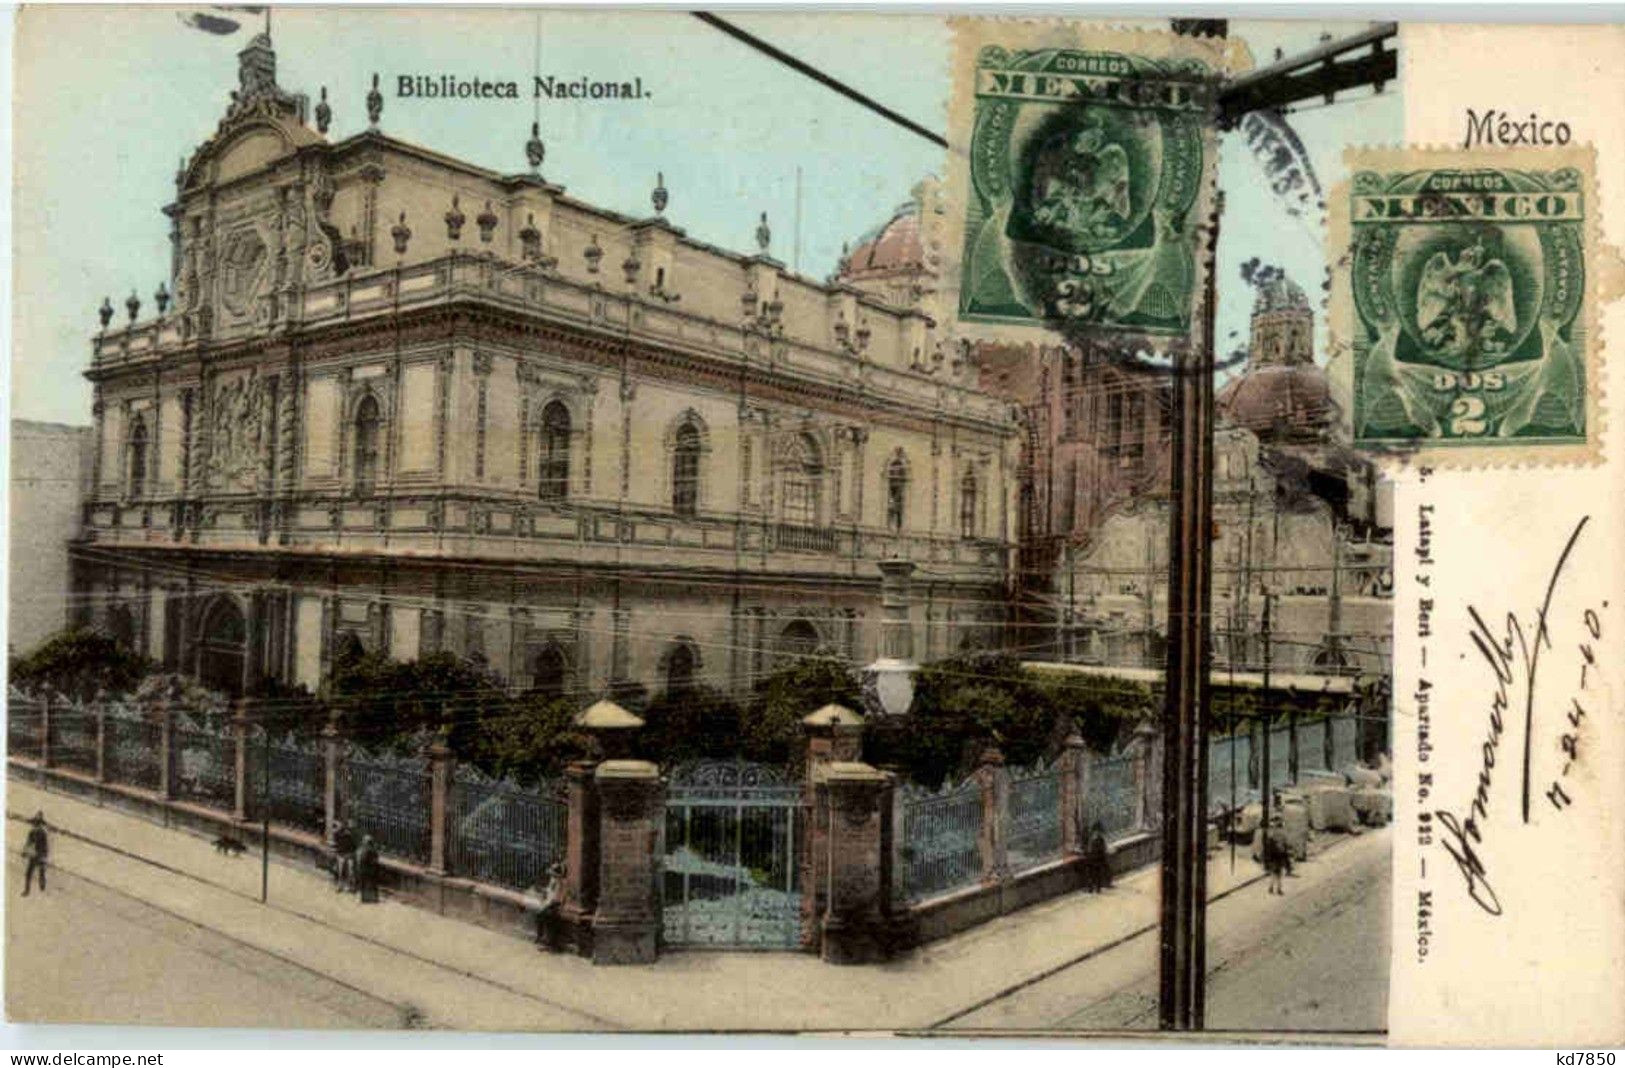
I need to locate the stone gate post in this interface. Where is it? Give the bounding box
[157,701,176,801]
[817,761,889,964]
[1059,729,1087,855]
[975,746,1009,884]
[38,694,53,769]
[802,704,864,950]
[94,701,108,783]
[426,728,453,876]
[232,698,251,822]
[1132,721,1160,832]
[321,707,341,846]
[591,760,662,965]
[569,699,646,961]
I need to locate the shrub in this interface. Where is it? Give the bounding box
[10,628,152,702]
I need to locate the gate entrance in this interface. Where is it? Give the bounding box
[662,760,804,949]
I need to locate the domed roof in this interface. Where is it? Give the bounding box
[837,201,924,281]
[1253,274,1310,315]
[1217,362,1334,441]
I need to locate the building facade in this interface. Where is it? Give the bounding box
[73,35,1020,701]
[10,419,94,655]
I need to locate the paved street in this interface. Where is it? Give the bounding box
[5,854,404,1029]
[942,825,1390,1036]
[5,777,1388,1034]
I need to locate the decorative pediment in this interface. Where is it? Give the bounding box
[180,34,318,193]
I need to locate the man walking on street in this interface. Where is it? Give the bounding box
[1263,814,1290,895]
[331,819,357,893]
[22,812,49,896]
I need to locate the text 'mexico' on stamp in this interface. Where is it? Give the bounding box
[946,21,1243,351]
[1334,146,1602,462]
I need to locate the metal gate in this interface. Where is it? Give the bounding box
[662,759,804,949]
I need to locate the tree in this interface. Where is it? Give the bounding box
[643,683,742,764]
[745,655,861,766]
[10,628,151,702]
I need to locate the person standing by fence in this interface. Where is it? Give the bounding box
[331,819,356,893]
[21,812,49,896]
[355,834,380,903]
[1263,815,1291,895]
[1083,821,1112,892]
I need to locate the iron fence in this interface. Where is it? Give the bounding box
[104,709,162,791]
[343,748,431,865]
[1332,715,1358,765]
[447,765,566,891]
[50,705,98,776]
[1006,762,1063,873]
[899,775,984,902]
[174,721,238,810]
[7,698,41,761]
[1087,751,1139,841]
[1207,731,1251,815]
[247,733,327,836]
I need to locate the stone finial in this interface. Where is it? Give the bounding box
[125,290,141,323]
[476,200,498,244]
[652,172,668,216]
[444,194,465,241]
[519,213,542,261]
[525,121,546,174]
[574,699,645,731]
[366,73,383,127]
[583,233,603,274]
[390,211,411,257]
[755,211,771,253]
[154,282,170,317]
[98,297,114,330]
[315,86,332,135]
[803,703,864,727]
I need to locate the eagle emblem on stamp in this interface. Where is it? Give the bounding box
[954,42,1219,341]
[1341,149,1598,455]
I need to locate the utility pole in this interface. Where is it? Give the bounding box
[1260,587,1274,835]
[1157,186,1220,1032]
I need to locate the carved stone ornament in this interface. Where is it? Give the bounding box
[205,371,268,492]
[219,228,270,318]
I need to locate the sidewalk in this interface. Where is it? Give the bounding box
[6,776,1376,1032]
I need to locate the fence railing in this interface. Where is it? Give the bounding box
[1087,751,1140,841]
[247,734,327,836]
[447,765,567,891]
[898,775,984,902]
[1205,714,1361,815]
[104,709,161,792]
[174,721,238,810]
[1006,762,1063,873]
[343,748,432,867]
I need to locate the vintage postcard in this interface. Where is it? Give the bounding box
[4,6,1623,1051]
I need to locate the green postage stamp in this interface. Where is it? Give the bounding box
[947,22,1233,343]
[1336,146,1602,460]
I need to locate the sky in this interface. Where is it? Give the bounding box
[10,8,1398,425]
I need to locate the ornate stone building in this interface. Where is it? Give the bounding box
[74,36,1020,700]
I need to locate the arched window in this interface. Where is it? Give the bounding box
[665,642,697,694]
[198,597,247,697]
[780,434,822,527]
[778,619,821,661]
[353,394,381,499]
[107,604,137,652]
[885,453,909,533]
[672,421,701,518]
[127,416,149,498]
[531,643,568,699]
[959,470,979,539]
[538,401,571,501]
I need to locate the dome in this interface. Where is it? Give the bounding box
[837,200,924,281]
[1253,275,1309,315]
[1217,363,1334,442]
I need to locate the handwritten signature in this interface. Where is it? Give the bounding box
[1434,516,1589,917]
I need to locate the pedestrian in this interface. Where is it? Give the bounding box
[1263,815,1290,895]
[1084,821,1112,893]
[21,812,48,896]
[355,834,380,904]
[331,819,357,893]
[530,861,565,951]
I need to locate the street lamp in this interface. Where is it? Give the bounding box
[862,557,918,717]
